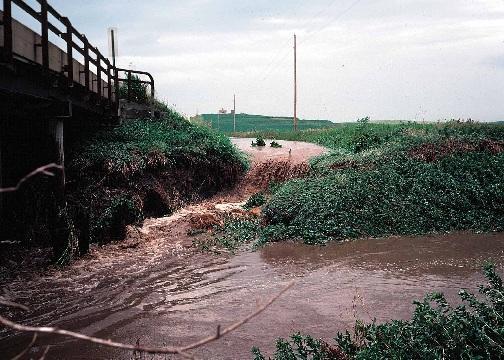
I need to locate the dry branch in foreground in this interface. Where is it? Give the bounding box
[0,164,63,193]
[1,282,294,359]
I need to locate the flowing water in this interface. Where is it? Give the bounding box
[1,232,504,359]
[1,139,503,359]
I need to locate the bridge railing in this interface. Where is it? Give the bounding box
[1,0,155,115]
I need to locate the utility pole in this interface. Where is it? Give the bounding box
[233,94,236,133]
[111,29,116,68]
[293,34,298,131]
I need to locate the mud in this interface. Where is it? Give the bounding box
[1,139,503,359]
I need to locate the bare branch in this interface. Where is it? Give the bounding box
[38,345,51,360]
[0,164,63,194]
[0,281,294,358]
[0,299,30,312]
[179,281,294,353]
[11,333,37,360]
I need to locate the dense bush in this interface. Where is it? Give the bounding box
[244,192,267,210]
[253,264,504,359]
[263,151,504,244]
[257,122,504,244]
[118,74,149,104]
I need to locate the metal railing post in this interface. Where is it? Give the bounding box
[96,50,102,98]
[2,0,13,63]
[114,68,120,111]
[83,36,90,90]
[127,70,132,102]
[107,62,113,105]
[40,0,49,69]
[62,17,73,86]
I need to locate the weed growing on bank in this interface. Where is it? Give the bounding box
[67,105,248,247]
[195,217,262,252]
[252,264,504,359]
[244,192,267,210]
[256,121,504,244]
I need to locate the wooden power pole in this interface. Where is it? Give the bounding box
[233,94,236,133]
[294,34,298,131]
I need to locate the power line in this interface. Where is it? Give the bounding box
[257,0,363,83]
[300,0,364,45]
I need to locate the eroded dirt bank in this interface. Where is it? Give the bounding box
[1,139,503,359]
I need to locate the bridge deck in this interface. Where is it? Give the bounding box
[0,11,111,99]
[0,0,154,119]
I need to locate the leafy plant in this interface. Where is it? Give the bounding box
[250,122,504,245]
[244,192,267,210]
[270,141,283,148]
[118,73,149,104]
[252,136,267,147]
[209,218,261,251]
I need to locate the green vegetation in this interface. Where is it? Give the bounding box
[118,74,149,104]
[216,121,504,249]
[197,113,335,133]
[261,121,504,244]
[270,141,282,148]
[244,192,267,210]
[67,104,248,251]
[253,263,504,359]
[197,217,261,253]
[234,120,416,152]
[252,136,266,147]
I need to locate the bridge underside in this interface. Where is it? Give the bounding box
[0,60,114,252]
[0,56,117,120]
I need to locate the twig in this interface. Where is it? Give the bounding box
[11,333,37,360]
[179,281,294,353]
[0,164,63,194]
[0,299,30,312]
[38,345,51,360]
[0,282,294,358]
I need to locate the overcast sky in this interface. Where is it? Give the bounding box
[11,0,504,121]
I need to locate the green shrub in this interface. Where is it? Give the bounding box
[253,264,504,359]
[256,122,504,244]
[252,136,266,147]
[118,74,149,104]
[244,192,267,210]
[263,151,504,244]
[270,141,283,148]
[208,218,261,251]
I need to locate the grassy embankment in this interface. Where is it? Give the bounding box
[211,120,504,249]
[235,121,504,358]
[196,113,335,133]
[65,105,248,259]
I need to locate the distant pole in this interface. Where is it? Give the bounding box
[233,94,236,133]
[294,34,298,131]
[111,28,117,68]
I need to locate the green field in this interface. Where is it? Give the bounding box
[196,113,335,133]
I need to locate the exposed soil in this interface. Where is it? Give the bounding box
[409,139,504,162]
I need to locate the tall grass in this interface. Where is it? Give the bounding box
[67,105,248,247]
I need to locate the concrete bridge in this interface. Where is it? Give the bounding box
[0,0,155,254]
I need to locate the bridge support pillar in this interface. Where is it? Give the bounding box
[45,118,65,189]
[44,117,69,262]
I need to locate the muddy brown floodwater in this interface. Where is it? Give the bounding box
[1,139,504,360]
